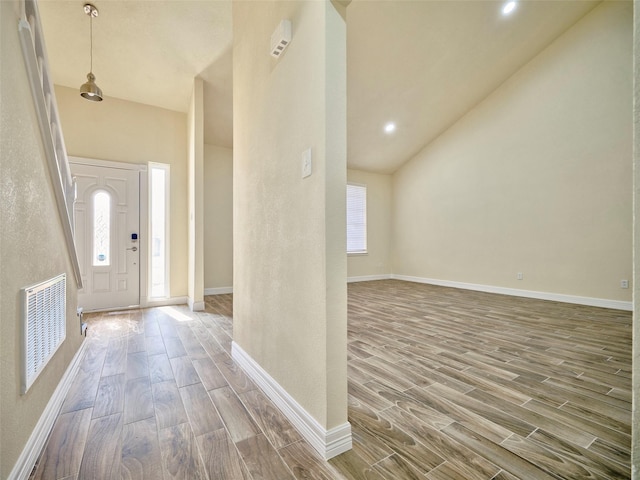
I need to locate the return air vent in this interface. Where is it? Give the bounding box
[22,273,66,394]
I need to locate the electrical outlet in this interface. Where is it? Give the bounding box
[621,279,629,289]
[517,272,523,280]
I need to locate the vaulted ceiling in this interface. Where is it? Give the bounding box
[39,0,600,174]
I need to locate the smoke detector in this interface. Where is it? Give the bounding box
[270,20,291,58]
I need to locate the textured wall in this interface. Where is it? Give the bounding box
[631,1,639,477]
[55,85,189,298]
[346,169,392,279]
[392,1,632,302]
[204,144,233,289]
[233,0,347,429]
[0,2,82,476]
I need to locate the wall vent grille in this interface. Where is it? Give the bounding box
[22,273,66,394]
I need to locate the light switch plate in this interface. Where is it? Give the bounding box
[302,148,312,178]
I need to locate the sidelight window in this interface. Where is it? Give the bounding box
[150,163,170,298]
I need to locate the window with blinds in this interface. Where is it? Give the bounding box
[347,184,367,254]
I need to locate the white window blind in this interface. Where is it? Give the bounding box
[347,184,367,254]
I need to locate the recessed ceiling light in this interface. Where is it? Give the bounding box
[384,122,396,134]
[502,1,517,15]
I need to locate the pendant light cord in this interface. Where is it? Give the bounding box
[89,14,93,73]
[80,4,102,101]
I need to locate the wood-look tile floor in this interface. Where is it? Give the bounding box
[31,280,631,479]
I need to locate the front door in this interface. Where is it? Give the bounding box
[71,161,140,311]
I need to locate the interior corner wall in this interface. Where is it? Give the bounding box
[233,0,348,430]
[347,169,392,279]
[0,2,82,476]
[187,78,205,310]
[631,1,639,477]
[204,144,233,290]
[392,1,632,302]
[54,85,189,299]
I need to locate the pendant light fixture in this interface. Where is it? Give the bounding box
[79,3,103,101]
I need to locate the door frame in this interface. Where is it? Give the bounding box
[70,156,150,309]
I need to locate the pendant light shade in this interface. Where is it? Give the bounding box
[80,3,103,102]
[80,72,103,101]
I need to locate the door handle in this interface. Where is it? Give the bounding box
[127,246,138,252]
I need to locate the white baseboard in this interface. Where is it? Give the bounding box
[231,342,352,460]
[8,339,89,480]
[145,296,188,308]
[391,274,633,311]
[347,274,392,284]
[204,287,233,295]
[187,298,205,312]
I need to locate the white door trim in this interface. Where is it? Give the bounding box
[69,156,149,308]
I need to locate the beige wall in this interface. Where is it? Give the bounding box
[392,1,632,302]
[233,1,348,429]
[54,85,189,298]
[631,1,639,476]
[347,169,392,279]
[0,2,82,476]
[204,144,233,289]
[201,161,390,288]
